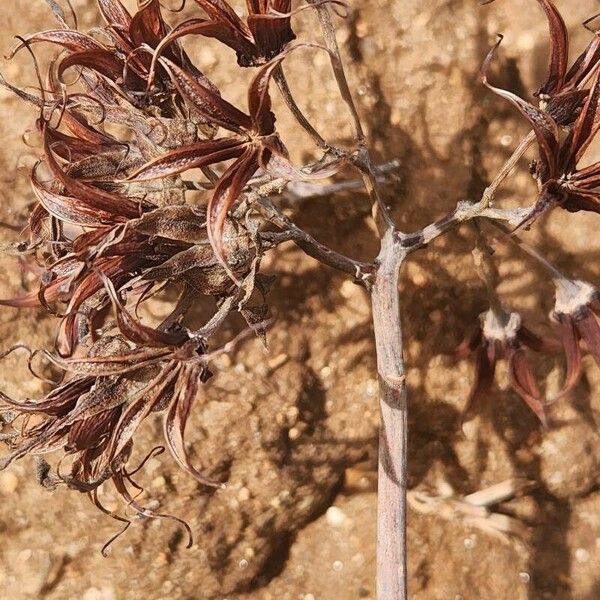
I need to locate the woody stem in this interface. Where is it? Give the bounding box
[371,229,408,600]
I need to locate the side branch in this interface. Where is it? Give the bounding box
[254,196,375,283]
[397,200,531,252]
[308,0,395,235]
[397,130,536,252]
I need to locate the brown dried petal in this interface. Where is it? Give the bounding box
[129,0,168,50]
[7,30,105,59]
[98,271,190,348]
[506,344,548,426]
[575,308,600,367]
[556,314,582,396]
[98,0,133,30]
[462,339,496,424]
[482,36,559,179]
[164,366,219,486]
[160,57,252,133]
[207,146,259,266]
[67,406,122,451]
[564,34,600,90]
[194,0,251,37]
[149,18,258,78]
[32,171,121,226]
[45,346,171,377]
[535,0,569,97]
[107,363,180,461]
[43,126,143,220]
[128,137,247,181]
[247,0,295,61]
[567,67,600,168]
[0,377,94,417]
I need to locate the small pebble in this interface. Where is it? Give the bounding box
[326,506,347,528]
[575,548,590,564]
[0,472,18,494]
[519,571,531,584]
[237,487,251,502]
[18,549,32,562]
[151,476,166,489]
[332,560,343,572]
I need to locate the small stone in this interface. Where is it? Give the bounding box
[18,549,32,562]
[83,587,116,600]
[320,365,332,378]
[326,506,347,527]
[518,571,531,584]
[575,548,590,563]
[288,427,301,441]
[463,536,475,549]
[0,472,18,494]
[340,279,357,299]
[151,476,166,489]
[237,487,251,502]
[332,560,343,572]
[154,552,168,567]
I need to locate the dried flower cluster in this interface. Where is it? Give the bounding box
[0,0,599,593]
[0,0,344,549]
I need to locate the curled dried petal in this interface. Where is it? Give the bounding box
[534,0,569,97]
[164,366,220,487]
[207,146,259,269]
[482,36,559,179]
[128,137,247,181]
[160,57,252,133]
[462,339,496,424]
[555,314,582,397]
[575,308,600,367]
[506,344,548,426]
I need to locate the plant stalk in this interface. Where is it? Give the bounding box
[371,229,408,600]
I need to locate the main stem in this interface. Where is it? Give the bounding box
[371,230,408,599]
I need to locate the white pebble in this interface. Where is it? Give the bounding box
[575,548,590,563]
[326,506,347,527]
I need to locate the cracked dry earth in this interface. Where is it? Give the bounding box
[1,1,600,599]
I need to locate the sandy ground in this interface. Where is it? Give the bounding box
[1,1,600,599]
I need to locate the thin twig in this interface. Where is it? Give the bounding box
[273,64,330,151]
[254,195,374,283]
[308,0,395,235]
[396,130,538,252]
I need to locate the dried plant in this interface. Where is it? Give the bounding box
[1,0,600,597]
